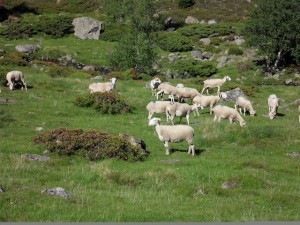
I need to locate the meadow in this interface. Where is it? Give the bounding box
[0,34,300,222]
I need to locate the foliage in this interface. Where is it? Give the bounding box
[48,65,73,78]
[228,46,243,55]
[177,0,195,9]
[245,0,300,71]
[178,24,235,38]
[33,48,69,62]
[74,92,134,114]
[0,52,29,66]
[157,31,193,52]
[33,128,147,161]
[171,60,217,77]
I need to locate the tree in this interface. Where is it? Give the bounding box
[107,0,160,74]
[177,0,195,9]
[245,0,300,72]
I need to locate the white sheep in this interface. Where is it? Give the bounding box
[148,117,195,156]
[268,94,280,119]
[6,71,27,91]
[150,77,161,96]
[201,76,231,94]
[89,77,116,93]
[176,83,185,88]
[166,102,198,125]
[146,100,170,121]
[234,96,256,116]
[156,82,179,104]
[192,92,227,115]
[212,105,246,126]
[176,87,202,103]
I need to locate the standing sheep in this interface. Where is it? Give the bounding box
[268,94,280,119]
[150,77,161,96]
[166,102,198,125]
[156,82,179,104]
[192,92,227,115]
[212,105,246,126]
[146,100,170,121]
[89,77,116,93]
[6,71,27,91]
[201,76,231,94]
[234,96,256,116]
[176,87,202,103]
[148,117,195,156]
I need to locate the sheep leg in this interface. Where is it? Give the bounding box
[217,86,220,94]
[186,114,190,125]
[148,112,153,121]
[21,78,27,91]
[213,115,217,122]
[210,104,213,114]
[217,117,221,122]
[229,118,233,124]
[200,87,206,95]
[156,90,163,100]
[164,141,170,155]
[170,94,175,104]
[243,108,246,116]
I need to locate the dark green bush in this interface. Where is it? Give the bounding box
[0,53,28,66]
[157,32,193,52]
[228,46,243,55]
[177,0,195,8]
[33,48,68,62]
[74,92,134,114]
[48,65,72,78]
[178,24,235,38]
[39,15,73,38]
[171,60,217,77]
[33,128,148,161]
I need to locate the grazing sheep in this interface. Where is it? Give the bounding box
[146,100,170,121]
[6,71,27,91]
[176,87,202,103]
[201,76,231,94]
[150,77,161,96]
[156,82,179,103]
[166,102,198,125]
[89,77,116,93]
[234,96,256,116]
[192,92,227,115]
[268,94,280,119]
[148,117,195,156]
[212,105,246,126]
[176,83,185,88]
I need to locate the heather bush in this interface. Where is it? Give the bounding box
[157,32,193,52]
[48,65,73,78]
[171,60,217,77]
[74,92,134,114]
[178,24,235,38]
[228,46,244,55]
[0,53,29,66]
[33,128,148,161]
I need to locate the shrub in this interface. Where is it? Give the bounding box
[33,128,148,161]
[177,0,195,8]
[48,65,72,78]
[0,53,28,66]
[39,15,73,38]
[178,24,235,38]
[33,48,68,62]
[74,92,134,114]
[228,46,243,55]
[171,60,217,77]
[157,32,193,52]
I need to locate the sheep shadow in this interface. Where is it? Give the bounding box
[170,148,205,156]
[276,112,285,117]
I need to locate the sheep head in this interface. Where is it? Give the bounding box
[219,92,227,100]
[148,118,161,126]
[225,76,231,81]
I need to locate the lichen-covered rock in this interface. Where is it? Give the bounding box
[42,187,70,198]
[72,17,103,40]
[15,44,40,54]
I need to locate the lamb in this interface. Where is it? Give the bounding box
[156,82,179,103]
[150,77,161,96]
[176,87,202,103]
[201,76,231,94]
[234,96,256,116]
[148,117,195,156]
[146,100,170,121]
[89,77,116,93]
[268,94,280,119]
[166,102,198,125]
[192,92,227,115]
[6,71,27,91]
[212,105,246,126]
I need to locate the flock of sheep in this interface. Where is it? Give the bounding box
[3,70,299,156]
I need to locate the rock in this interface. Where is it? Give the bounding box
[225,88,245,102]
[22,154,50,161]
[72,17,103,40]
[168,53,179,62]
[0,48,5,54]
[207,19,217,24]
[185,16,199,24]
[82,66,96,71]
[202,52,213,60]
[0,185,4,192]
[235,38,245,46]
[35,127,43,132]
[286,152,300,157]
[191,50,202,60]
[15,44,40,54]
[216,56,235,68]
[284,79,293,85]
[119,133,149,156]
[91,75,104,80]
[199,38,211,46]
[222,181,238,189]
[42,187,70,198]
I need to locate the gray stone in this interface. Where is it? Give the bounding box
[42,187,70,198]
[207,19,217,24]
[286,152,300,157]
[284,79,293,85]
[82,66,95,71]
[72,17,103,40]
[22,154,50,161]
[91,75,104,80]
[235,38,245,46]
[191,50,202,60]
[199,38,211,46]
[35,127,43,132]
[202,52,213,60]
[15,44,40,54]
[225,88,244,102]
[222,181,238,189]
[0,185,4,192]
[185,16,199,24]
[217,56,235,68]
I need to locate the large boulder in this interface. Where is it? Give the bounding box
[225,88,245,102]
[72,17,103,40]
[15,44,40,54]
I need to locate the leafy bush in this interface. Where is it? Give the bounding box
[48,65,72,78]
[177,0,195,8]
[33,128,148,161]
[178,24,235,38]
[157,32,193,52]
[39,15,73,38]
[171,60,217,77]
[228,46,243,55]
[74,92,134,114]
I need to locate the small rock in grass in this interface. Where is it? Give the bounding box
[0,185,5,192]
[286,152,300,158]
[35,127,43,132]
[22,154,50,161]
[42,187,70,198]
[221,181,238,189]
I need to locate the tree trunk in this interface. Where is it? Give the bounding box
[272,50,283,72]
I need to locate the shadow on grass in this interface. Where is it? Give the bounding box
[170,148,205,156]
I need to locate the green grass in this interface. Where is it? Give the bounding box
[0,62,299,221]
